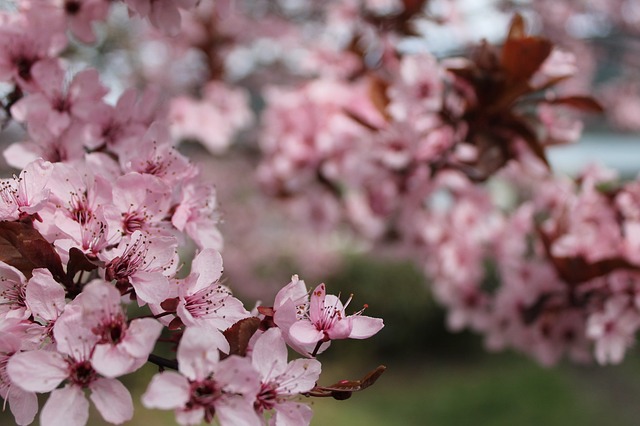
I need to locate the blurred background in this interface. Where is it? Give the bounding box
[2,0,640,424]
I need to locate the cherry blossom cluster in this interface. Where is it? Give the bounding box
[173,2,638,366]
[410,159,640,366]
[0,1,385,425]
[80,0,640,366]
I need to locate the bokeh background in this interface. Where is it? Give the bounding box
[2,0,640,424]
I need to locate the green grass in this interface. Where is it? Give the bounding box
[310,354,637,426]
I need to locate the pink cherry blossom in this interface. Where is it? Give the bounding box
[251,328,320,425]
[0,262,29,320]
[24,268,67,344]
[11,60,108,138]
[142,326,260,426]
[123,0,198,36]
[0,8,66,90]
[0,318,38,426]
[102,230,178,305]
[171,180,223,250]
[587,295,640,364]
[170,82,253,154]
[288,283,384,355]
[0,158,52,221]
[7,306,134,425]
[176,249,249,331]
[73,280,163,377]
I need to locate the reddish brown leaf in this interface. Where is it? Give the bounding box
[547,96,604,113]
[368,76,391,121]
[307,365,387,400]
[501,36,552,83]
[168,317,184,330]
[505,115,550,167]
[257,306,274,317]
[160,297,180,312]
[66,247,99,280]
[0,221,64,281]
[223,317,261,357]
[507,13,526,39]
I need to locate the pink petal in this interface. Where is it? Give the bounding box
[175,407,205,425]
[212,356,260,396]
[348,316,384,339]
[149,0,181,36]
[130,271,171,305]
[289,320,324,345]
[276,358,321,395]
[26,268,66,321]
[325,316,351,340]
[272,401,313,426]
[120,317,163,358]
[141,371,190,410]
[190,248,223,292]
[215,395,261,426]
[177,327,224,381]
[91,344,139,378]
[7,350,68,392]
[273,275,308,309]
[41,386,89,426]
[251,328,288,380]
[308,284,326,322]
[89,378,134,424]
[7,386,38,426]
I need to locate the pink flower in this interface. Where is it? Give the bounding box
[269,275,318,356]
[25,268,67,344]
[586,296,640,364]
[119,122,197,186]
[107,172,173,236]
[176,249,249,331]
[11,60,108,138]
[123,0,198,36]
[288,283,383,355]
[170,82,253,154]
[102,230,178,305]
[0,8,66,90]
[251,328,320,425]
[171,181,223,250]
[142,326,260,426]
[0,158,52,221]
[7,306,134,425]
[75,280,163,377]
[0,262,29,320]
[52,0,109,43]
[0,318,38,425]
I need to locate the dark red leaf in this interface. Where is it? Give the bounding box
[223,317,261,357]
[505,115,550,167]
[307,365,387,400]
[66,247,99,280]
[368,76,391,121]
[547,96,604,113]
[0,221,65,281]
[507,13,526,40]
[257,306,274,317]
[160,297,180,312]
[168,317,184,330]
[501,36,552,83]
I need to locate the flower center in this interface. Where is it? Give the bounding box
[69,360,97,387]
[254,382,278,412]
